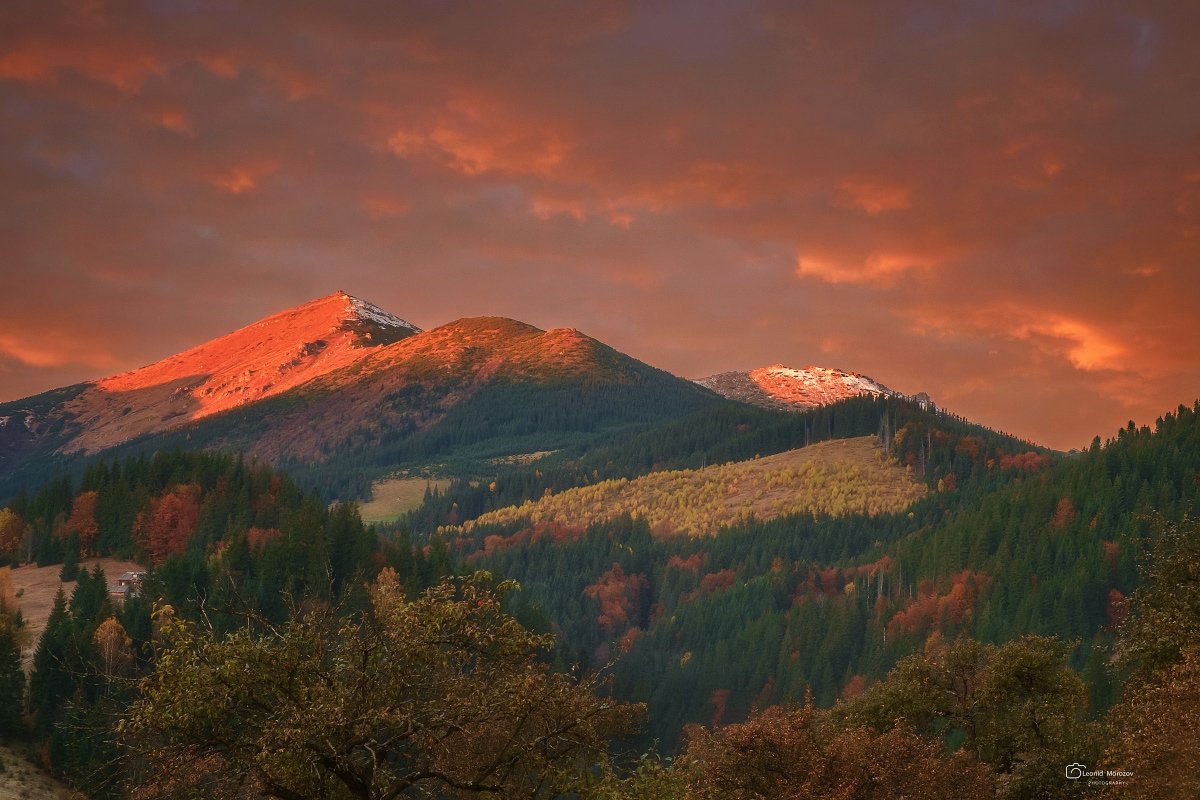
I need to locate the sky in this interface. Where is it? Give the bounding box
[2,1,1199,451]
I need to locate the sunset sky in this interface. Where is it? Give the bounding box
[3,1,1199,450]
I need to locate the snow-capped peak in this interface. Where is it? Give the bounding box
[341,292,422,333]
[695,364,933,413]
[747,365,897,407]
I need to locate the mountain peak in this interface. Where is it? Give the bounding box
[696,364,910,411]
[59,293,421,453]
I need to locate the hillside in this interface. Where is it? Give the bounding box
[6,292,419,458]
[461,436,925,538]
[443,401,1200,747]
[4,557,143,668]
[0,301,719,501]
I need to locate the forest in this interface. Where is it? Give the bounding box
[0,396,1197,796]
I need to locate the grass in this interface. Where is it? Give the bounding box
[359,477,453,524]
[0,743,68,800]
[5,557,144,670]
[461,435,926,538]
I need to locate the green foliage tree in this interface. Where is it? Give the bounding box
[0,612,24,736]
[29,588,71,733]
[123,570,642,799]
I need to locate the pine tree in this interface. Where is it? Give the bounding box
[29,589,72,733]
[0,614,25,735]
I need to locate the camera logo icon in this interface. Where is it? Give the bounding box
[1065,763,1087,780]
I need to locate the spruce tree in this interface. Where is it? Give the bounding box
[29,589,71,733]
[0,615,24,736]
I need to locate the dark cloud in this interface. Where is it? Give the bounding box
[2,0,1198,449]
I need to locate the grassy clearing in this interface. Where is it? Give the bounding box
[359,477,453,524]
[463,436,925,538]
[0,743,66,800]
[6,557,144,670]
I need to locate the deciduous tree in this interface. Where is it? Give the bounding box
[123,570,641,799]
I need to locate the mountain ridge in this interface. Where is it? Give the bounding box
[696,364,934,413]
[0,294,720,498]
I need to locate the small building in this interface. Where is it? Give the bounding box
[117,571,146,590]
[108,571,146,603]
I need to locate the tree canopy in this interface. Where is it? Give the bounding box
[123,570,641,799]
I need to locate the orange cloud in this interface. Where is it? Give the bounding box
[909,304,1129,373]
[387,97,573,178]
[150,109,193,135]
[0,41,163,92]
[1015,317,1127,372]
[797,251,937,285]
[206,161,279,195]
[0,333,114,370]
[836,178,912,215]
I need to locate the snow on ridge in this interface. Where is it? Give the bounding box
[758,365,896,397]
[345,294,423,333]
[698,364,935,413]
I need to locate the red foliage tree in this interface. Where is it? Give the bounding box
[135,484,202,565]
[666,553,703,573]
[584,563,649,635]
[63,490,100,556]
[700,569,736,595]
[999,451,1052,472]
[246,527,281,552]
[841,674,868,701]
[710,688,731,727]
[1106,588,1128,630]
[1051,497,1078,530]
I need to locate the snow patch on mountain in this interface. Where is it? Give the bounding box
[345,293,422,333]
[696,365,934,413]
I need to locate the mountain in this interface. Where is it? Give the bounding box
[696,365,933,412]
[64,291,420,455]
[0,295,717,499]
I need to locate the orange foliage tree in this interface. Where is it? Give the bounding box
[63,490,100,556]
[94,617,134,682]
[134,484,202,565]
[584,563,649,635]
[683,703,993,800]
[0,509,27,560]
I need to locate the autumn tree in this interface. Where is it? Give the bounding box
[585,563,649,635]
[63,490,100,557]
[1103,515,1200,798]
[94,617,134,684]
[123,570,641,799]
[845,635,1098,798]
[680,702,992,800]
[133,484,201,565]
[0,508,28,562]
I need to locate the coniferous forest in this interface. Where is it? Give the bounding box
[0,394,1198,796]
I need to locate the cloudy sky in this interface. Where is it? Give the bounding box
[2,1,1198,450]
